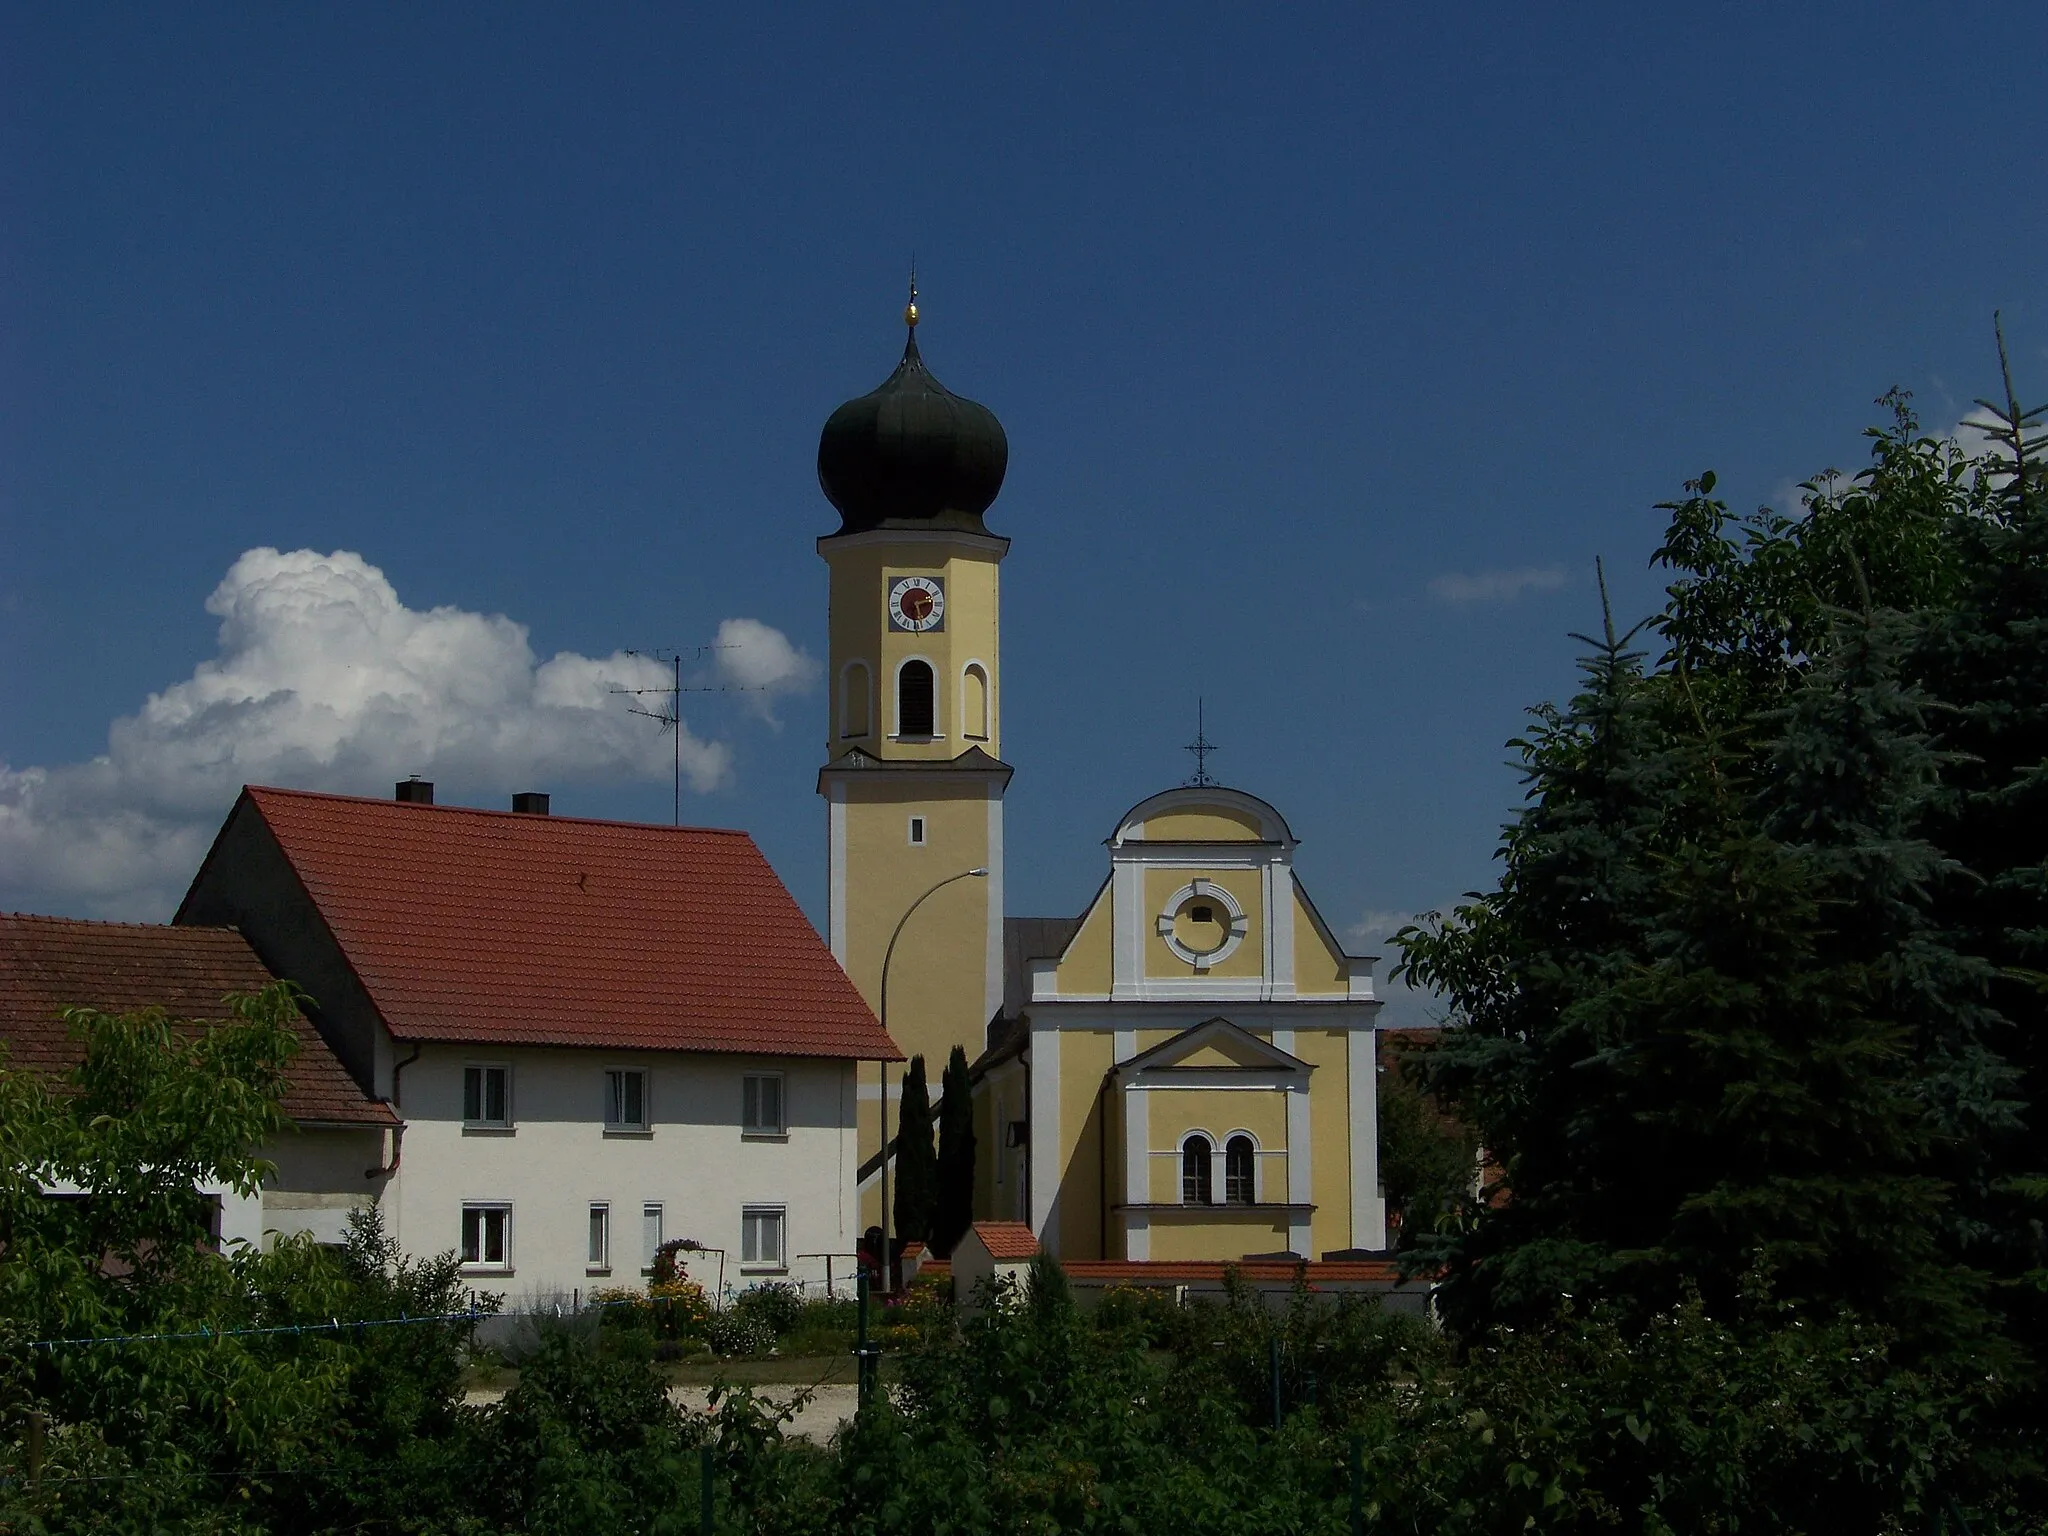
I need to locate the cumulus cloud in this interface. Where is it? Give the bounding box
[1427,564,1569,606]
[712,616,822,723]
[0,547,814,920]
[1345,908,1417,954]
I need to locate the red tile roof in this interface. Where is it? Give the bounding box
[212,787,898,1060]
[0,913,395,1128]
[1062,1259,1407,1286]
[969,1220,1041,1261]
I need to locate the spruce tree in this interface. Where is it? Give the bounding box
[892,1054,936,1252]
[933,1045,977,1255]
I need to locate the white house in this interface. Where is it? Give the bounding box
[176,782,901,1303]
[0,912,398,1251]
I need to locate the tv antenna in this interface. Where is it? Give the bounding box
[1184,698,1219,787]
[611,647,763,825]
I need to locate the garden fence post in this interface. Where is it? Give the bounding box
[27,1411,44,1488]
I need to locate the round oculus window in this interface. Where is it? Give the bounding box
[1172,898,1233,957]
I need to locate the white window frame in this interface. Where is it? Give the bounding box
[460,1202,512,1272]
[641,1202,664,1274]
[587,1201,611,1273]
[741,1204,787,1271]
[907,815,927,847]
[891,655,943,740]
[840,660,873,739]
[604,1067,651,1134]
[1223,1131,1259,1205]
[462,1063,514,1131]
[742,1072,787,1138]
[1181,1132,1215,1206]
[960,660,991,742]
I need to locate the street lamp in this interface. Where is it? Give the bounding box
[877,866,987,1292]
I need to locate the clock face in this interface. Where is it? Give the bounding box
[887,575,946,633]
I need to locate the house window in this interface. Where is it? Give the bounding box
[605,1069,648,1131]
[1225,1135,1256,1205]
[743,1073,785,1136]
[642,1203,664,1272]
[588,1203,610,1270]
[463,1065,511,1128]
[461,1203,511,1269]
[908,815,927,846]
[1181,1134,1213,1205]
[897,660,935,737]
[742,1205,786,1269]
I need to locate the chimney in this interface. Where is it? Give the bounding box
[511,792,551,815]
[394,779,434,805]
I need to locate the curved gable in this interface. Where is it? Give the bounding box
[1110,787,1295,848]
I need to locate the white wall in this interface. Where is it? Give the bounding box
[387,1044,860,1304]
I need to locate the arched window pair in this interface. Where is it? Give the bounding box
[1180,1133,1255,1205]
[844,660,993,741]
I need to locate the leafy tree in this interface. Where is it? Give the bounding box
[892,1054,936,1255]
[933,1045,976,1255]
[1376,1045,1480,1249]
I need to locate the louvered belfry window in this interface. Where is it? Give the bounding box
[898,661,935,736]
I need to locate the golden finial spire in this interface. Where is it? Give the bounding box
[904,259,919,329]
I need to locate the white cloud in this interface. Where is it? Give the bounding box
[0,547,813,920]
[712,616,822,724]
[1345,908,1416,954]
[1427,564,1569,606]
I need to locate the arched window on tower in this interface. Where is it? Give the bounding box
[961,663,990,741]
[897,660,935,737]
[1224,1134,1256,1205]
[841,662,871,739]
[1181,1133,1214,1205]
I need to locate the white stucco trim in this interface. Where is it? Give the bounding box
[1286,1075,1313,1256]
[958,658,992,742]
[817,527,1011,558]
[837,659,874,741]
[889,654,944,740]
[1153,877,1250,970]
[1349,1028,1387,1251]
[1124,1070,1303,1092]
[1111,855,1144,1000]
[1123,1078,1149,1239]
[1270,865,1297,1000]
[1029,1029,1061,1250]
[1020,1000,1385,1031]
[986,783,1005,1024]
[827,783,848,963]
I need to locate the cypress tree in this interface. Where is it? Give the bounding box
[933,1045,977,1255]
[892,1054,936,1253]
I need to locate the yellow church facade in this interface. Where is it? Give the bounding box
[811,289,1387,1262]
[971,786,1387,1261]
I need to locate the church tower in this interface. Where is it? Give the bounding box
[815,287,1010,1222]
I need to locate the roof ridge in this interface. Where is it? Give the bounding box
[244,785,750,838]
[1,912,242,935]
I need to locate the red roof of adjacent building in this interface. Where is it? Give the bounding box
[198,787,898,1060]
[1061,1259,1408,1286]
[969,1220,1041,1261]
[0,913,395,1128]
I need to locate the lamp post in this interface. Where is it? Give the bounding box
[878,866,987,1292]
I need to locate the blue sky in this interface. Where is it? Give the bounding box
[4,5,2044,1025]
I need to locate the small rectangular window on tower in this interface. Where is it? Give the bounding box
[908,815,927,846]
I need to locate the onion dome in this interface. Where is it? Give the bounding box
[817,284,1008,536]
